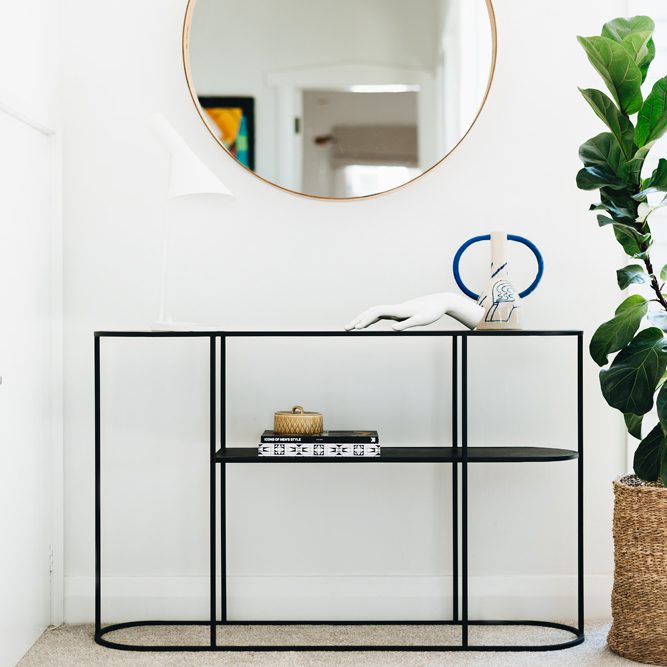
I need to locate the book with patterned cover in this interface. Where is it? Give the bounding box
[260,430,379,444]
[258,442,381,457]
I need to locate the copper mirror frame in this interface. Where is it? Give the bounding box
[182,0,497,201]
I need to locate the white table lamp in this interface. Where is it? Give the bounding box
[151,113,234,329]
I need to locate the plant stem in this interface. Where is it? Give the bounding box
[635,189,667,312]
[642,253,667,311]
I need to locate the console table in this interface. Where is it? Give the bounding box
[94,329,584,652]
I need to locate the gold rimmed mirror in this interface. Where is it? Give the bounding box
[183,0,496,200]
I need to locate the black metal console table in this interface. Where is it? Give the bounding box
[94,329,584,652]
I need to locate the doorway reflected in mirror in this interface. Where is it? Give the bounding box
[303,89,420,198]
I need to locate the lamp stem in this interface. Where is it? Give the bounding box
[158,205,172,325]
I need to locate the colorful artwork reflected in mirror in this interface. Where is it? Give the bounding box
[199,96,255,171]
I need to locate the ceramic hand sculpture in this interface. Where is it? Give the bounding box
[344,293,484,331]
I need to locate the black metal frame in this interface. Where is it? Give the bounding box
[94,329,584,652]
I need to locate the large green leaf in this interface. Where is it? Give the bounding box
[577,168,627,190]
[577,36,644,114]
[578,89,635,158]
[633,423,665,481]
[595,214,651,257]
[613,224,651,258]
[596,214,637,229]
[617,264,647,289]
[657,383,667,433]
[643,40,656,82]
[661,265,667,282]
[600,186,640,223]
[621,31,655,82]
[642,39,656,82]
[635,76,667,147]
[600,327,667,415]
[602,16,656,83]
[635,158,667,198]
[579,133,628,175]
[625,412,643,439]
[590,295,648,366]
[602,15,655,42]
[627,142,656,185]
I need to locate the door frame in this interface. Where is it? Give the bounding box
[0,101,64,627]
[266,63,435,191]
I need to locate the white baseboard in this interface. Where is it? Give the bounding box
[64,574,612,624]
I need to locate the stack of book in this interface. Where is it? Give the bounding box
[258,430,380,457]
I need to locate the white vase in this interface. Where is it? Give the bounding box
[476,231,522,330]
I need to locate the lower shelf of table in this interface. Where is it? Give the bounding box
[215,446,578,464]
[95,619,584,652]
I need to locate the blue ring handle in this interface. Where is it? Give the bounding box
[452,234,544,300]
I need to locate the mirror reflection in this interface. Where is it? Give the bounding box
[185,0,495,199]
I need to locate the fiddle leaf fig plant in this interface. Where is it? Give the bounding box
[577,16,667,485]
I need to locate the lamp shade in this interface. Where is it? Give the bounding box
[151,113,234,199]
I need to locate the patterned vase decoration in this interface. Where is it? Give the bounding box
[453,231,544,331]
[477,232,521,329]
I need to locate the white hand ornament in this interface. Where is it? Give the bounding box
[344,293,484,332]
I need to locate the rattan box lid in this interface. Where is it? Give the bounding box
[274,406,323,435]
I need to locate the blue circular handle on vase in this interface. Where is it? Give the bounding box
[452,234,544,300]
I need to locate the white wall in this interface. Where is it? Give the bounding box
[0,0,62,663]
[61,0,630,624]
[0,0,59,130]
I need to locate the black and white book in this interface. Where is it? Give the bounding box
[258,442,381,457]
[260,430,379,444]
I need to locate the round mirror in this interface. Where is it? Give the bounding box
[183,0,496,200]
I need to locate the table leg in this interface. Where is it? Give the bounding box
[209,336,217,647]
[452,336,458,623]
[95,336,101,638]
[221,335,227,625]
[461,336,468,648]
[577,333,584,635]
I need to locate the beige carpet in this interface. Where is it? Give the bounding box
[18,623,635,666]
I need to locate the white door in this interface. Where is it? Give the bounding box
[0,109,56,665]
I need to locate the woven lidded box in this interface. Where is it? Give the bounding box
[274,406,323,435]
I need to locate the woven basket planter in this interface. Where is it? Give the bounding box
[608,475,667,665]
